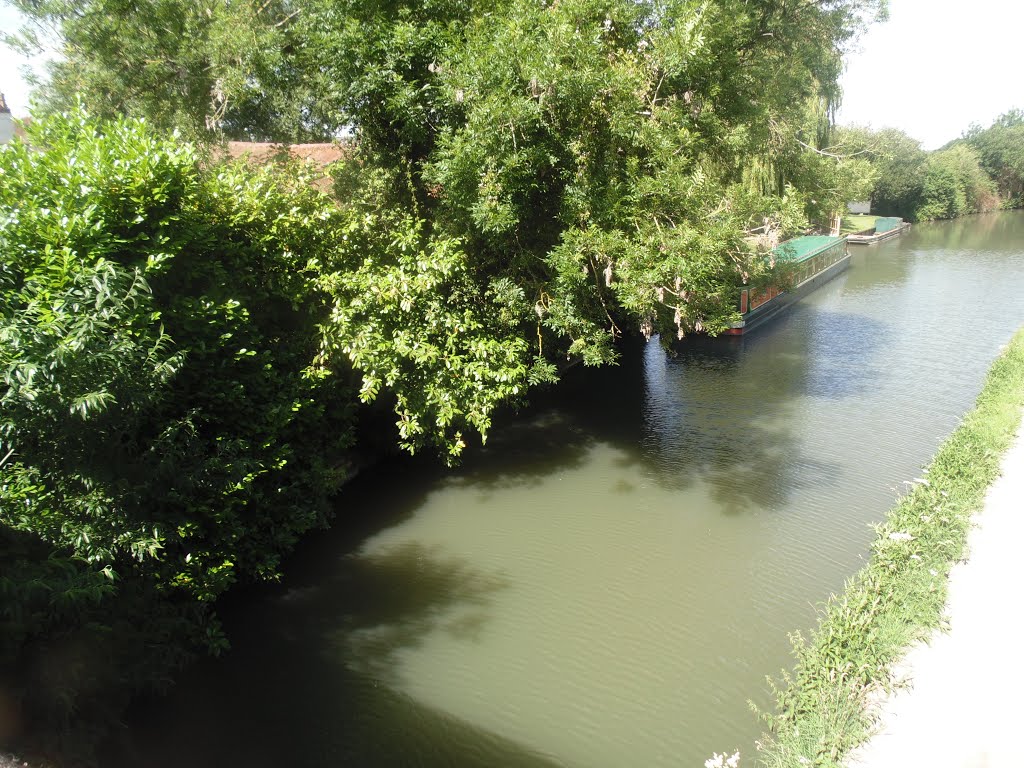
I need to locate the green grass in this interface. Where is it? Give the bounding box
[755,328,1024,767]
[840,214,878,235]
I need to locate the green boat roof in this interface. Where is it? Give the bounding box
[873,217,903,234]
[771,235,845,263]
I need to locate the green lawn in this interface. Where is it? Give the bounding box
[840,214,878,235]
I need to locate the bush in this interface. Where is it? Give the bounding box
[0,109,356,757]
[915,144,998,221]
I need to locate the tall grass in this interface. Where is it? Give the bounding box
[756,328,1024,767]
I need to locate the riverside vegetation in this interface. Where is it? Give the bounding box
[756,328,1024,766]
[831,114,1024,222]
[0,0,1021,763]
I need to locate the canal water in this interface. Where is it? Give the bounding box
[106,211,1024,767]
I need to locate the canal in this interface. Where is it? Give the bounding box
[105,211,1024,767]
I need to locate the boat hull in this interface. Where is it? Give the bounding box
[723,251,851,335]
[847,222,911,245]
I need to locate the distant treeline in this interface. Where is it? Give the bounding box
[836,111,1024,222]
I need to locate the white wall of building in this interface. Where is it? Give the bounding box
[0,111,14,144]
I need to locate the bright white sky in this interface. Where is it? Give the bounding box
[2,0,1023,149]
[838,0,1024,148]
[1,4,57,116]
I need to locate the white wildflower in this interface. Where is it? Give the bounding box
[705,751,740,768]
[888,531,915,542]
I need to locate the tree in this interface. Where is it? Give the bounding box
[916,143,997,220]
[6,0,327,141]
[964,109,1024,205]
[870,128,928,219]
[310,0,887,455]
[826,125,928,219]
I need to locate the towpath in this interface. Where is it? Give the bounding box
[849,417,1024,767]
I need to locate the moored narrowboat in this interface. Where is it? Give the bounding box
[846,216,910,245]
[724,235,850,335]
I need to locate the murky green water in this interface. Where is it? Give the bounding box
[107,212,1024,767]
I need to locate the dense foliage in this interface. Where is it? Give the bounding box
[7,0,894,456]
[915,143,998,221]
[0,111,355,754]
[835,112,1024,222]
[7,0,895,460]
[964,109,1024,206]
[307,0,886,455]
[831,125,926,220]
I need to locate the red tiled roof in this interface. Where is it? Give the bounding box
[225,141,349,166]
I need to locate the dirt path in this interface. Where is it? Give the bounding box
[849,418,1024,767]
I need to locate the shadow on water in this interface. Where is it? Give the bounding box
[638,294,887,514]
[288,541,512,684]
[101,461,562,768]
[441,337,653,491]
[448,411,601,492]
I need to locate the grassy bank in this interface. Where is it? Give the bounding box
[840,214,878,234]
[756,328,1024,767]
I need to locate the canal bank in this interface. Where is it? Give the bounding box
[757,327,1024,767]
[851,416,1024,767]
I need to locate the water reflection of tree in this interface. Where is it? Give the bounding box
[102,469,560,768]
[840,244,912,293]
[642,318,845,514]
[913,210,1024,252]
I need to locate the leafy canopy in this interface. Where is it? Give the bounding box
[9,0,889,457]
[1,109,353,602]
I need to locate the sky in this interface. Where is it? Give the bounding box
[2,0,1023,149]
[1,4,57,115]
[837,0,1024,148]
